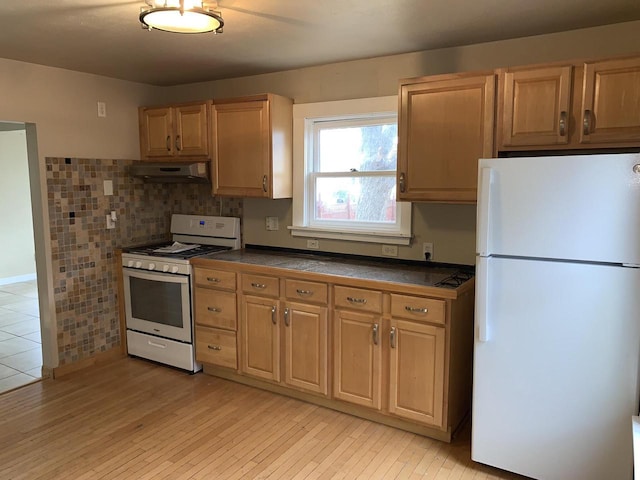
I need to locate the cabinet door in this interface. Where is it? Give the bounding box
[139,107,173,158]
[240,296,280,382]
[397,74,495,203]
[174,103,209,157]
[212,100,271,197]
[389,319,445,427]
[580,57,640,144]
[500,66,572,147]
[283,302,328,395]
[333,310,382,409]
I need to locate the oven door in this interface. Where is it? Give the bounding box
[123,268,192,343]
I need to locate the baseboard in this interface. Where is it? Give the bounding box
[0,273,36,286]
[52,347,125,379]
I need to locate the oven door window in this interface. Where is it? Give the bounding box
[130,277,184,328]
[124,269,192,343]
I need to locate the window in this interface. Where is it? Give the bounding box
[291,96,411,245]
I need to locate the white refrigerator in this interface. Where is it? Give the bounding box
[472,154,640,480]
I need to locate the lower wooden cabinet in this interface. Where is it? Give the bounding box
[333,310,382,409]
[240,295,280,382]
[389,319,445,427]
[195,326,237,369]
[283,302,328,395]
[193,262,474,442]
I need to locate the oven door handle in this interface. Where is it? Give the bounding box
[123,268,189,284]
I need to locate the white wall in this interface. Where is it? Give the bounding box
[166,20,640,265]
[0,129,35,281]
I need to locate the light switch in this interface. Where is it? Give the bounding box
[265,216,279,231]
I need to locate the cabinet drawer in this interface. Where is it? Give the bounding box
[194,268,236,291]
[196,326,237,369]
[194,289,237,330]
[334,286,382,314]
[390,294,445,325]
[242,274,279,297]
[285,279,328,305]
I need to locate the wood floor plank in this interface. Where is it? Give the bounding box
[0,358,529,480]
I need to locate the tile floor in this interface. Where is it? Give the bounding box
[0,280,42,394]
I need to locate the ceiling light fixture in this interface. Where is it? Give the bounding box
[140,0,224,34]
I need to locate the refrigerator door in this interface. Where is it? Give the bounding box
[477,153,640,265]
[472,256,640,480]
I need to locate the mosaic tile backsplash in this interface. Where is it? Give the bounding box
[46,157,243,366]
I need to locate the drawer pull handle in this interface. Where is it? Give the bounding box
[405,306,428,314]
[206,277,221,283]
[252,282,266,289]
[148,340,166,349]
[372,323,379,345]
[207,306,221,313]
[207,345,222,351]
[284,308,290,327]
[296,289,313,296]
[347,296,367,304]
[390,327,397,349]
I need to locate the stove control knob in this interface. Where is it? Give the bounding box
[135,261,142,268]
[171,266,179,274]
[148,263,156,271]
[127,260,134,267]
[162,265,170,272]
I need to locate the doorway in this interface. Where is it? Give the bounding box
[0,122,52,393]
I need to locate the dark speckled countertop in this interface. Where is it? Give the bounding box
[192,246,474,294]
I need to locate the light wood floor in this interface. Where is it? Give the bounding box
[0,358,528,479]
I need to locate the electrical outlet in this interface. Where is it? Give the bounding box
[382,244,398,257]
[423,242,434,261]
[307,239,319,249]
[265,216,279,231]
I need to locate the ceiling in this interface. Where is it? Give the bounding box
[1,0,639,86]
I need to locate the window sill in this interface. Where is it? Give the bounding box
[288,226,411,246]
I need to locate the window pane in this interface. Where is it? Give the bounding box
[318,124,397,173]
[315,176,396,223]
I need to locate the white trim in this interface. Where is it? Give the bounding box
[288,226,411,246]
[0,273,36,286]
[292,96,411,246]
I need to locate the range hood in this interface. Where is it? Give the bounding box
[129,162,210,184]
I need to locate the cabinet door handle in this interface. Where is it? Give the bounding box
[583,109,592,136]
[207,306,221,313]
[346,296,366,304]
[206,277,221,283]
[284,308,290,327]
[559,111,567,137]
[207,345,222,351]
[296,289,313,296]
[405,306,428,314]
[399,172,406,193]
[372,323,379,345]
[390,327,397,349]
[175,135,182,151]
[165,135,171,151]
[251,282,266,289]
[262,175,268,193]
[271,305,277,324]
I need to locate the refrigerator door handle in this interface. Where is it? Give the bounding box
[476,256,490,342]
[477,167,493,256]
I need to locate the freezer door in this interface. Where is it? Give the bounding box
[472,256,640,480]
[476,153,640,265]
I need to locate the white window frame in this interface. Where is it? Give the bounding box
[290,96,412,245]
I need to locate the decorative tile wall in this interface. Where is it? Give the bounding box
[46,157,243,366]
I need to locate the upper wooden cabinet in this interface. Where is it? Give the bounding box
[212,94,293,198]
[397,72,496,204]
[138,101,210,160]
[498,55,640,151]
